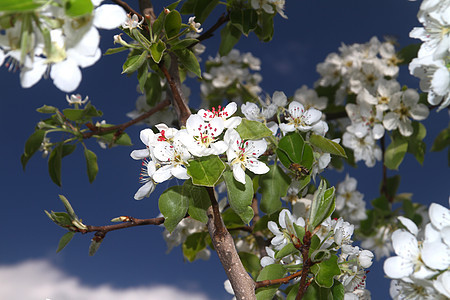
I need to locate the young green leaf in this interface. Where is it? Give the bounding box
[182,231,208,262]
[149,41,166,63]
[186,155,225,187]
[174,48,201,78]
[64,0,94,17]
[235,119,272,140]
[21,129,46,170]
[230,8,258,36]
[431,125,450,152]
[384,136,408,170]
[184,180,210,224]
[84,148,98,183]
[159,186,189,232]
[36,105,58,114]
[56,232,75,253]
[256,264,287,300]
[310,255,340,288]
[122,51,148,74]
[48,143,63,186]
[309,180,335,229]
[219,22,241,56]
[88,238,103,256]
[238,252,261,279]
[164,10,182,39]
[259,165,290,215]
[222,171,254,224]
[309,134,347,158]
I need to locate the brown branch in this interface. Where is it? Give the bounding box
[111,0,143,20]
[83,216,165,234]
[379,135,392,202]
[82,98,170,140]
[206,187,256,300]
[255,270,303,289]
[296,231,314,300]
[159,57,191,126]
[138,0,156,24]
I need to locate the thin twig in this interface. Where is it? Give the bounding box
[255,270,303,289]
[82,98,170,139]
[82,216,165,235]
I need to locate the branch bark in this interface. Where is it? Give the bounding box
[206,187,256,300]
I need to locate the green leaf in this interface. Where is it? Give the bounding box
[170,38,198,50]
[406,122,427,165]
[222,171,254,224]
[45,211,73,228]
[21,129,46,170]
[137,63,149,93]
[397,43,421,65]
[309,180,335,229]
[56,232,75,253]
[293,223,305,241]
[431,125,450,152]
[222,208,245,228]
[166,0,181,11]
[230,8,258,36]
[174,48,201,78]
[384,136,408,170]
[259,164,290,214]
[164,10,182,39]
[331,281,345,300]
[372,196,390,213]
[88,238,103,256]
[182,231,207,262]
[149,40,166,63]
[256,264,286,300]
[311,255,340,288]
[62,108,83,121]
[0,0,44,11]
[104,46,128,55]
[235,119,272,140]
[275,243,298,259]
[309,134,347,158]
[302,281,331,300]
[151,10,165,38]
[144,73,163,106]
[239,252,261,279]
[277,132,314,171]
[219,22,241,56]
[64,0,94,17]
[180,0,218,23]
[184,180,210,224]
[84,148,98,183]
[254,12,274,42]
[186,155,225,187]
[122,51,148,74]
[381,175,400,201]
[36,105,58,114]
[159,186,189,232]
[48,143,63,186]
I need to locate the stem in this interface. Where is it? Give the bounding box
[82,98,170,140]
[255,270,303,288]
[206,187,256,300]
[81,216,165,235]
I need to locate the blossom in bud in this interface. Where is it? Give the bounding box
[122,14,144,30]
[188,17,203,33]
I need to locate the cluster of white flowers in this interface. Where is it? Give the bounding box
[409,0,450,111]
[0,0,126,92]
[130,102,271,199]
[263,208,374,299]
[335,174,367,224]
[201,49,262,103]
[250,0,288,19]
[316,37,430,167]
[384,199,450,299]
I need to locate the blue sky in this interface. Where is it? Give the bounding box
[1,1,449,299]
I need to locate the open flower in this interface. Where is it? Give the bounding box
[152,140,191,183]
[224,129,269,184]
[280,101,322,134]
[188,16,203,33]
[134,159,156,200]
[197,102,241,128]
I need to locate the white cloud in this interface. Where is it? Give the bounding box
[0,259,211,300]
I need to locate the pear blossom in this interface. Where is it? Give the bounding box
[342,131,382,167]
[382,89,429,137]
[224,129,269,184]
[66,94,89,105]
[335,174,367,223]
[268,209,305,250]
[152,140,191,183]
[122,14,144,30]
[188,17,203,33]
[197,102,241,128]
[345,102,385,140]
[361,225,393,259]
[280,101,323,134]
[294,85,328,110]
[178,114,227,157]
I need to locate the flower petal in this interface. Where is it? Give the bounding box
[94,4,127,29]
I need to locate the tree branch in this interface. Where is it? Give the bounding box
[83,98,170,140]
[255,270,303,289]
[82,216,165,235]
[159,57,191,126]
[206,187,256,300]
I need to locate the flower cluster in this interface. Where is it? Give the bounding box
[384,199,450,299]
[409,0,450,111]
[250,0,288,19]
[0,0,126,92]
[201,49,262,104]
[263,208,374,299]
[130,102,270,199]
[316,37,429,167]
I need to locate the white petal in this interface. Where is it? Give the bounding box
[288,101,305,119]
[153,165,173,183]
[246,159,269,175]
[398,120,413,137]
[134,181,155,200]
[409,103,429,121]
[398,216,418,236]
[140,128,155,146]
[50,59,82,92]
[171,165,189,180]
[429,203,450,230]
[422,241,450,270]
[268,221,282,235]
[391,230,419,259]
[260,256,275,267]
[130,149,150,160]
[279,123,295,133]
[20,57,47,88]
[224,116,242,129]
[303,108,322,125]
[67,47,101,68]
[232,164,246,184]
[94,4,127,29]
[383,256,414,279]
[382,112,399,131]
[434,272,450,298]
